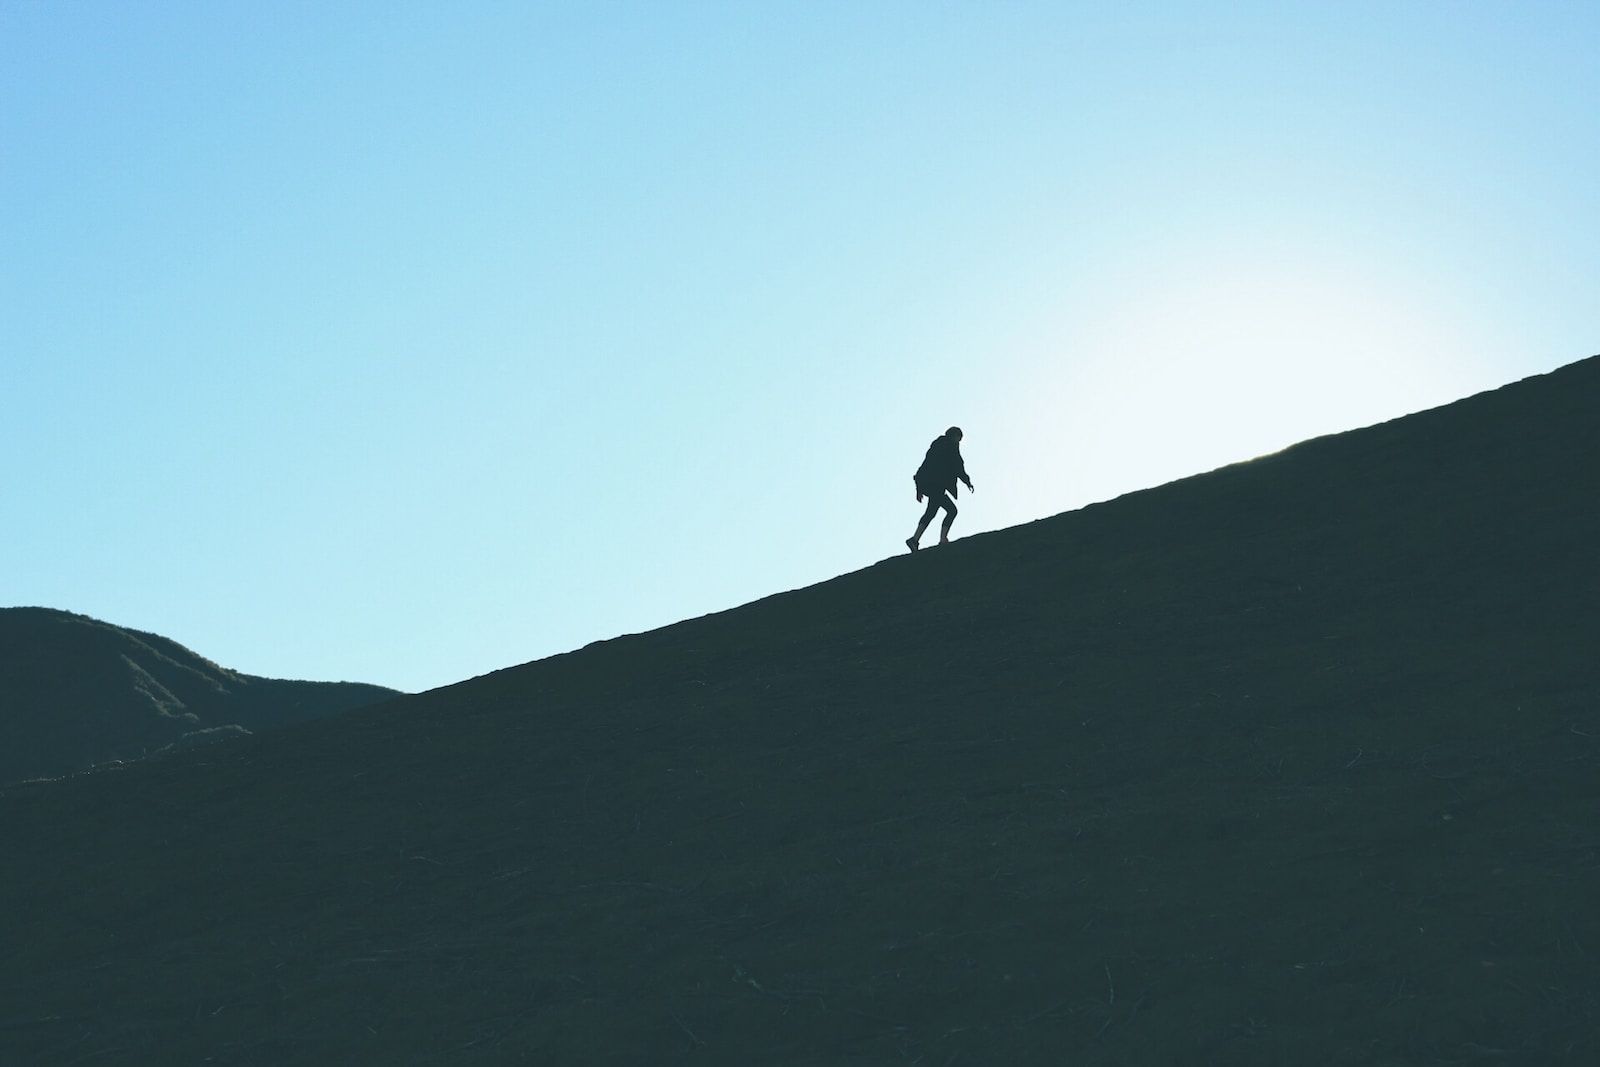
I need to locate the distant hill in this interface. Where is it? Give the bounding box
[0,608,399,783]
[3,356,1599,1063]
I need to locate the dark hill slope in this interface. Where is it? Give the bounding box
[3,357,1600,1064]
[0,608,399,784]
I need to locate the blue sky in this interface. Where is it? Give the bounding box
[4,2,1597,692]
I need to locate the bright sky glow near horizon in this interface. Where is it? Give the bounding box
[4,2,1597,692]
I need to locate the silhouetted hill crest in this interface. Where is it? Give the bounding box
[0,607,400,783]
[2,355,1598,1062]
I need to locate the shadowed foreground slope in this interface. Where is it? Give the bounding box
[0,609,399,785]
[3,357,1599,1064]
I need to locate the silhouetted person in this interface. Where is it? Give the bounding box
[907,426,974,552]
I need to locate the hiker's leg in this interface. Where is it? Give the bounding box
[939,497,958,542]
[911,494,941,544]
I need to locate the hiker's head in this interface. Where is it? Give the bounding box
[946,426,963,441]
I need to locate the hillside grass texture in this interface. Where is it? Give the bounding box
[2,358,1598,1064]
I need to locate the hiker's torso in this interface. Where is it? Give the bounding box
[916,436,963,494]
